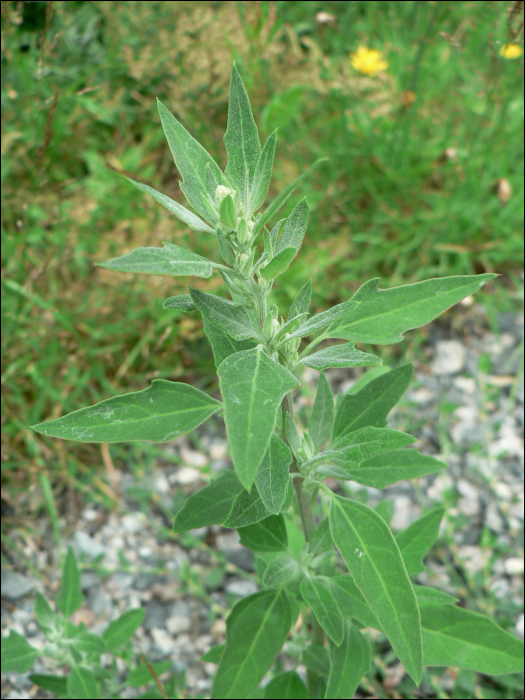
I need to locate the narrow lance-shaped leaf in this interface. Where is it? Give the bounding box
[300,575,344,645]
[290,298,359,339]
[395,507,446,577]
[56,547,83,617]
[211,589,293,699]
[163,294,197,311]
[255,435,292,514]
[218,347,300,489]
[125,177,215,232]
[274,198,309,256]
[309,371,334,452]
[261,246,297,281]
[191,289,258,341]
[173,471,244,533]
[329,495,423,685]
[32,380,222,443]
[202,316,256,368]
[249,129,277,216]
[98,241,215,278]
[350,449,448,489]
[288,280,312,320]
[326,622,371,700]
[301,342,382,371]
[237,514,288,552]
[332,275,497,344]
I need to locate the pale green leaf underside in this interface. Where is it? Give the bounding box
[274,198,309,256]
[163,294,197,311]
[32,380,222,443]
[326,622,371,700]
[309,371,334,452]
[255,435,292,514]
[263,555,301,587]
[339,448,448,489]
[191,289,258,341]
[288,280,312,320]
[329,426,417,469]
[172,470,243,533]
[202,316,256,368]
[290,298,359,339]
[98,242,214,278]
[249,129,277,216]
[329,495,423,685]
[301,342,382,370]
[396,507,446,577]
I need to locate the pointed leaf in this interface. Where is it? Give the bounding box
[261,246,297,281]
[255,435,293,514]
[290,299,359,339]
[163,294,196,311]
[224,64,261,199]
[264,671,308,699]
[329,495,423,685]
[157,99,223,223]
[326,622,371,700]
[102,608,145,653]
[274,198,309,255]
[422,605,524,675]
[333,275,497,344]
[263,555,301,587]
[67,665,100,700]
[173,470,244,533]
[27,675,67,695]
[191,289,258,341]
[99,241,215,278]
[202,316,256,368]
[414,585,458,607]
[302,643,330,677]
[301,343,382,370]
[284,413,303,457]
[300,575,344,645]
[327,426,417,471]
[217,228,236,265]
[218,347,300,489]
[333,363,414,441]
[1,630,38,673]
[331,575,379,629]
[34,591,60,638]
[211,589,293,699]
[56,547,83,617]
[249,130,277,215]
[350,448,448,489]
[223,484,272,528]
[220,194,237,229]
[200,643,225,664]
[288,281,312,320]
[32,380,222,443]
[238,514,288,552]
[395,507,446,577]
[309,372,334,452]
[125,177,215,232]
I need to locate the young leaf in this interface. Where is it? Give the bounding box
[238,514,288,552]
[218,347,300,489]
[191,289,258,341]
[309,372,334,452]
[249,129,278,216]
[102,608,145,653]
[202,317,256,368]
[288,280,312,320]
[32,380,222,443]
[98,241,215,278]
[300,575,344,645]
[302,643,330,677]
[173,470,244,533]
[264,671,308,699]
[263,555,301,587]
[67,666,100,700]
[163,294,197,311]
[309,517,333,555]
[260,246,297,281]
[55,547,83,617]
[327,426,417,471]
[274,198,309,256]
[217,228,236,265]
[333,363,414,441]
[34,591,59,638]
[125,177,215,232]
[200,643,225,664]
[422,605,524,675]
[211,588,293,699]
[1,630,38,673]
[326,622,371,700]
[395,507,446,577]
[223,484,272,528]
[224,64,261,200]
[329,495,423,685]
[255,435,293,515]
[289,298,359,339]
[301,343,382,371]
[284,412,303,458]
[157,99,223,223]
[332,275,497,344]
[219,193,237,229]
[349,449,448,489]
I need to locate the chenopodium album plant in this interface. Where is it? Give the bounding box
[19,64,523,698]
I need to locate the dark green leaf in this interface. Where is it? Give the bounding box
[249,130,277,215]
[326,622,371,699]
[264,671,308,699]
[28,675,68,695]
[202,316,256,368]
[223,484,271,528]
[261,246,297,281]
[163,294,197,311]
[191,289,258,341]
[56,547,83,617]
[326,426,417,472]
[98,242,215,278]
[309,372,334,452]
[238,514,288,552]
[173,471,244,532]
[301,342,382,371]
[200,643,225,664]
[349,448,448,489]
[396,507,446,577]
[255,435,292,514]
[300,575,344,645]
[274,199,309,256]
[288,281,312,320]
[1,630,38,673]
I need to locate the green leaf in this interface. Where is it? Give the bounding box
[330,575,379,629]
[191,289,258,341]
[32,380,222,443]
[263,555,301,587]
[157,99,223,223]
[264,671,308,699]
[220,194,238,229]
[288,281,312,320]
[351,448,448,489]
[309,517,333,555]
[300,575,344,645]
[200,643,225,664]
[211,589,293,699]
[202,316,256,368]
[28,675,68,695]
[34,591,60,638]
[414,585,458,607]
[224,64,261,200]
[217,228,236,265]
[255,435,293,514]
[301,342,382,370]
[238,514,288,552]
[290,299,359,339]
[173,471,243,533]
[324,426,417,472]
[329,495,423,685]
[326,622,371,700]
[68,666,100,700]
[98,241,215,278]
[125,177,215,232]
[333,275,497,344]
[56,547,83,617]
[284,413,303,457]
[309,372,334,452]
[68,630,107,660]
[261,246,297,281]
[223,484,272,528]
[252,158,326,237]
[422,605,524,675]
[396,507,446,577]
[102,608,145,653]
[302,643,330,677]
[218,347,300,489]
[274,198,309,256]
[333,363,414,441]
[126,660,173,687]
[1,630,38,673]
[163,294,197,311]
[249,130,278,216]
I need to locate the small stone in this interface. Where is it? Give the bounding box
[488,577,510,599]
[427,473,453,502]
[453,376,477,394]
[210,618,226,637]
[121,513,148,534]
[485,502,504,532]
[390,496,420,531]
[411,387,434,405]
[431,340,466,375]
[459,545,486,574]
[0,571,36,600]
[173,466,202,485]
[494,481,513,501]
[209,441,228,461]
[456,479,479,501]
[225,579,259,597]
[504,557,524,576]
[180,448,209,468]
[166,615,192,634]
[73,531,106,559]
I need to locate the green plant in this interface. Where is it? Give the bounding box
[7,63,523,698]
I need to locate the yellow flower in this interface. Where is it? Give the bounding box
[350,46,388,76]
[499,44,523,59]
